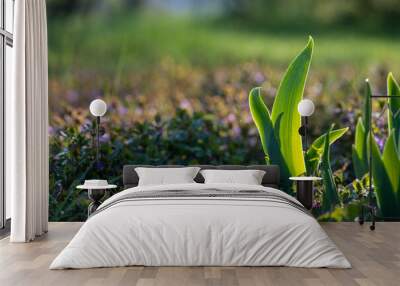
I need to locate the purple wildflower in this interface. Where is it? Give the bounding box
[374,135,385,152]
[117,106,128,116]
[79,120,92,133]
[90,89,102,99]
[48,126,56,135]
[312,201,321,209]
[249,137,258,146]
[253,72,265,84]
[233,126,241,137]
[66,90,79,103]
[100,133,110,143]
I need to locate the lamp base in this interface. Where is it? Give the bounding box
[359,203,376,231]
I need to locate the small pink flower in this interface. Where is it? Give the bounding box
[226,113,236,123]
[180,99,192,110]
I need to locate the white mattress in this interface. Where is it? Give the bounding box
[50,183,351,269]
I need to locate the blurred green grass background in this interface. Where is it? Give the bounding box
[48,10,400,75]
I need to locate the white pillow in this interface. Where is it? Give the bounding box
[135,167,201,186]
[200,169,266,185]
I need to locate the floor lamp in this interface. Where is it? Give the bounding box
[89,99,107,168]
[298,99,315,176]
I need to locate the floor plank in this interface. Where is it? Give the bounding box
[0,222,399,286]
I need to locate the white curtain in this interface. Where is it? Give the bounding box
[9,0,49,242]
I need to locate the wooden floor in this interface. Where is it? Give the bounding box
[0,222,399,286]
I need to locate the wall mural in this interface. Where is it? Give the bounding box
[47,0,400,222]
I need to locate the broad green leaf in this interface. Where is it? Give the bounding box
[305,127,348,175]
[320,128,340,213]
[387,73,400,148]
[363,79,372,135]
[249,87,291,191]
[271,36,314,176]
[351,80,370,182]
[273,112,284,147]
[368,133,399,217]
[249,87,271,156]
[352,118,368,178]
[354,118,366,159]
[352,146,366,179]
[382,132,400,195]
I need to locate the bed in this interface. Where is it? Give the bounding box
[50,165,351,269]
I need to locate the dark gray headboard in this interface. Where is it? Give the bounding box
[123,165,280,189]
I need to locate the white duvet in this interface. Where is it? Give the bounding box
[50,183,351,269]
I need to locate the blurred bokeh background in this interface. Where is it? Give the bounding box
[47,0,400,221]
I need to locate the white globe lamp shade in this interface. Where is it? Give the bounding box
[297,99,315,117]
[89,99,107,117]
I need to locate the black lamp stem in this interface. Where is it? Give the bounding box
[303,116,310,176]
[304,116,308,152]
[96,116,100,165]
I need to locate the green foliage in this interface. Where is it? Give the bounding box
[363,80,372,136]
[318,202,362,222]
[49,109,264,221]
[387,73,400,147]
[249,38,347,208]
[271,36,313,176]
[382,133,400,197]
[354,73,400,218]
[249,37,314,189]
[305,127,349,175]
[352,118,368,178]
[369,132,398,217]
[352,80,372,179]
[352,174,370,199]
[248,87,291,190]
[320,127,340,212]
